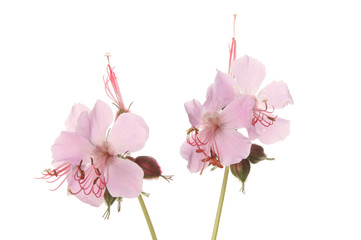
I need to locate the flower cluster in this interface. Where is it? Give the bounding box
[40,56,169,218]
[181,39,293,190]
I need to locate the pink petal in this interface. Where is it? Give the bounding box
[184,99,203,127]
[106,158,144,198]
[68,179,105,207]
[247,125,259,140]
[204,70,238,112]
[231,55,266,95]
[256,117,290,144]
[65,103,90,132]
[203,83,217,112]
[108,113,149,154]
[51,131,93,165]
[88,100,113,145]
[75,111,91,140]
[180,141,208,173]
[214,70,238,105]
[257,81,294,109]
[221,95,255,129]
[214,129,251,166]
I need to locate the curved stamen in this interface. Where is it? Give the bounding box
[37,162,72,191]
[186,129,223,173]
[252,100,277,127]
[73,158,107,198]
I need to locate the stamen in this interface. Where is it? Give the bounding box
[252,99,277,127]
[228,14,237,74]
[103,55,126,112]
[187,129,223,172]
[37,162,72,191]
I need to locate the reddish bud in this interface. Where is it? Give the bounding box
[248,144,274,164]
[134,156,162,179]
[230,159,251,193]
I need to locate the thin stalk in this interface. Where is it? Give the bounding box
[211,166,230,240]
[138,195,157,240]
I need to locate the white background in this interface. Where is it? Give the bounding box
[1,0,360,239]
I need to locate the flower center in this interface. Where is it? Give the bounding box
[203,112,223,133]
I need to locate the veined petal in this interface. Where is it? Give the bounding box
[184,99,203,127]
[106,158,144,198]
[221,95,255,129]
[180,141,209,173]
[231,55,266,95]
[256,117,290,144]
[51,131,93,165]
[108,113,149,154]
[214,129,251,166]
[257,81,294,109]
[65,103,90,132]
[88,100,113,145]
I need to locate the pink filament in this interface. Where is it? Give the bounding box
[252,103,277,127]
[187,129,223,173]
[37,162,72,191]
[73,158,108,198]
[103,65,126,111]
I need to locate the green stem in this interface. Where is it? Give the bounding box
[138,195,157,240]
[211,166,230,240]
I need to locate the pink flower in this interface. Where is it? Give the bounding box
[208,55,294,144]
[180,95,255,173]
[50,100,148,206]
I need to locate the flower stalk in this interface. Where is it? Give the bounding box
[211,166,230,240]
[138,194,157,240]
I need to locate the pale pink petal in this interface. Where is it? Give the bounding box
[203,83,217,112]
[215,70,238,101]
[231,55,266,95]
[68,179,104,207]
[75,111,91,140]
[203,70,238,112]
[88,100,113,145]
[180,141,209,173]
[214,129,251,166]
[106,158,144,198]
[221,95,255,129]
[108,113,149,154]
[247,125,259,140]
[257,81,294,109]
[65,103,90,132]
[184,99,203,127]
[256,117,290,144]
[51,131,93,165]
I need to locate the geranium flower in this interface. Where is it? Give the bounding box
[208,55,294,144]
[50,100,148,206]
[180,94,255,173]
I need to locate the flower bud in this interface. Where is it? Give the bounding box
[134,156,162,179]
[248,144,274,164]
[230,159,251,193]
